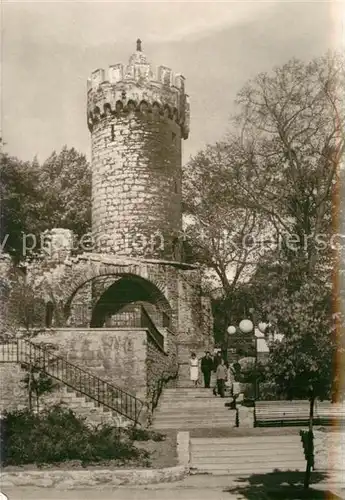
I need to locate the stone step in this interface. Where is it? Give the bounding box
[154,426,236,431]
[158,399,228,404]
[161,388,216,392]
[158,400,235,413]
[157,401,229,406]
[159,395,223,400]
[192,448,304,458]
[159,392,221,397]
[156,413,235,419]
[191,436,302,444]
[192,452,305,464]
[190,463,306,474]
[62,400,97,408]
[191,444,302,453]
[153,422,236,429]
[191,460,306,469]
[154,417,235,424]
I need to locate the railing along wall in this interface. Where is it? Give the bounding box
[140,306,165,351]
[0,340,144,423]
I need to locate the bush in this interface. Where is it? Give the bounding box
[3,405,149,466]
[126,426,165,442]
[258,382,286,400]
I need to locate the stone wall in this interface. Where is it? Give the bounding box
[91,114,182,260]
[146,330,178,418]
[0,328,173,427]
[177,270,213,347]
[33,328,148,400]
[0,363,28,412]
[201,295,214,339]
[68,280,92,327]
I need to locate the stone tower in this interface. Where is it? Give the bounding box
[18,42,213,407]
[87,39,190,260]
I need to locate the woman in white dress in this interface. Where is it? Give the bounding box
[189,352,199,387]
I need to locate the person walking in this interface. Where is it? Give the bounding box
[213,350,222,371]
[189,352,199,387]
[215,358,227,398]
[200,351,213,388]
[212,351,222,395]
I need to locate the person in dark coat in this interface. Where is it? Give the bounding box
[213,351,223,372]
[200,351,213,388]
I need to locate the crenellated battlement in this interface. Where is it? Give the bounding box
[87,41,190,139]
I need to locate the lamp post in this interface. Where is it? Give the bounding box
[227,314,268,400]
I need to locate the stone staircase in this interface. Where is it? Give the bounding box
[41,385,130,427]
[152,388,237,430]
[0,340,143,426]
[190,434,306,475]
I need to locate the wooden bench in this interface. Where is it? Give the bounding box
[254,400,345,427]
[254,401,310,427]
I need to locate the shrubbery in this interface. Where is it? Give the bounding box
[126,426,165,442]
[3,405,151,466]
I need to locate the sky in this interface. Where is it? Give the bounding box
[1,0,344,165]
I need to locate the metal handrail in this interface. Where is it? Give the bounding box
[140,306,164,351]
[0,340,144,423]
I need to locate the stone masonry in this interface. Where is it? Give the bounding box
[87,39,189,260]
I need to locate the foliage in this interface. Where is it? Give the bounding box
[0,146,91,261]
[0,154,42,261]
[3,406,149,466]
[21,364,57,412]
[183,143,270,294]
[263,279,339,402]
[38,146,91,240]
[212,286,257,345]
[125,426,165,442]
[0,264,47,336]
[236,357,260,384]
[233,51,343,278]
[183,52,344,355]
[258,382,287,401]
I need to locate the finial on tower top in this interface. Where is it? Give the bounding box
[136,39,142,52]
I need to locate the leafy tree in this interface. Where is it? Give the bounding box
[21,364,57,413]
[231,51,343,280]
[184,52,344,355]
[263,279,341,488]
[3,266,46,334]
[38,146,91,239]
[183,143,270,294]
[0,146,91,260]
[0,154,42,261]
[183,143,271,346]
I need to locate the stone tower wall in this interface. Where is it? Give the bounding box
[87,52,190,261]
[90,113,182,259]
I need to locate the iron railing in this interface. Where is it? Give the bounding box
[0,340,144,423]
[140,306,164,351]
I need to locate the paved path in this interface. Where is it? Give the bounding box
[1,484,241,500]
[2,474,345,500]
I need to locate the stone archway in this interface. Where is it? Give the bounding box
[39,254,173,327]
[90,274,172,328]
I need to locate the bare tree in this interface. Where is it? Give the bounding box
[230,51,344,278]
